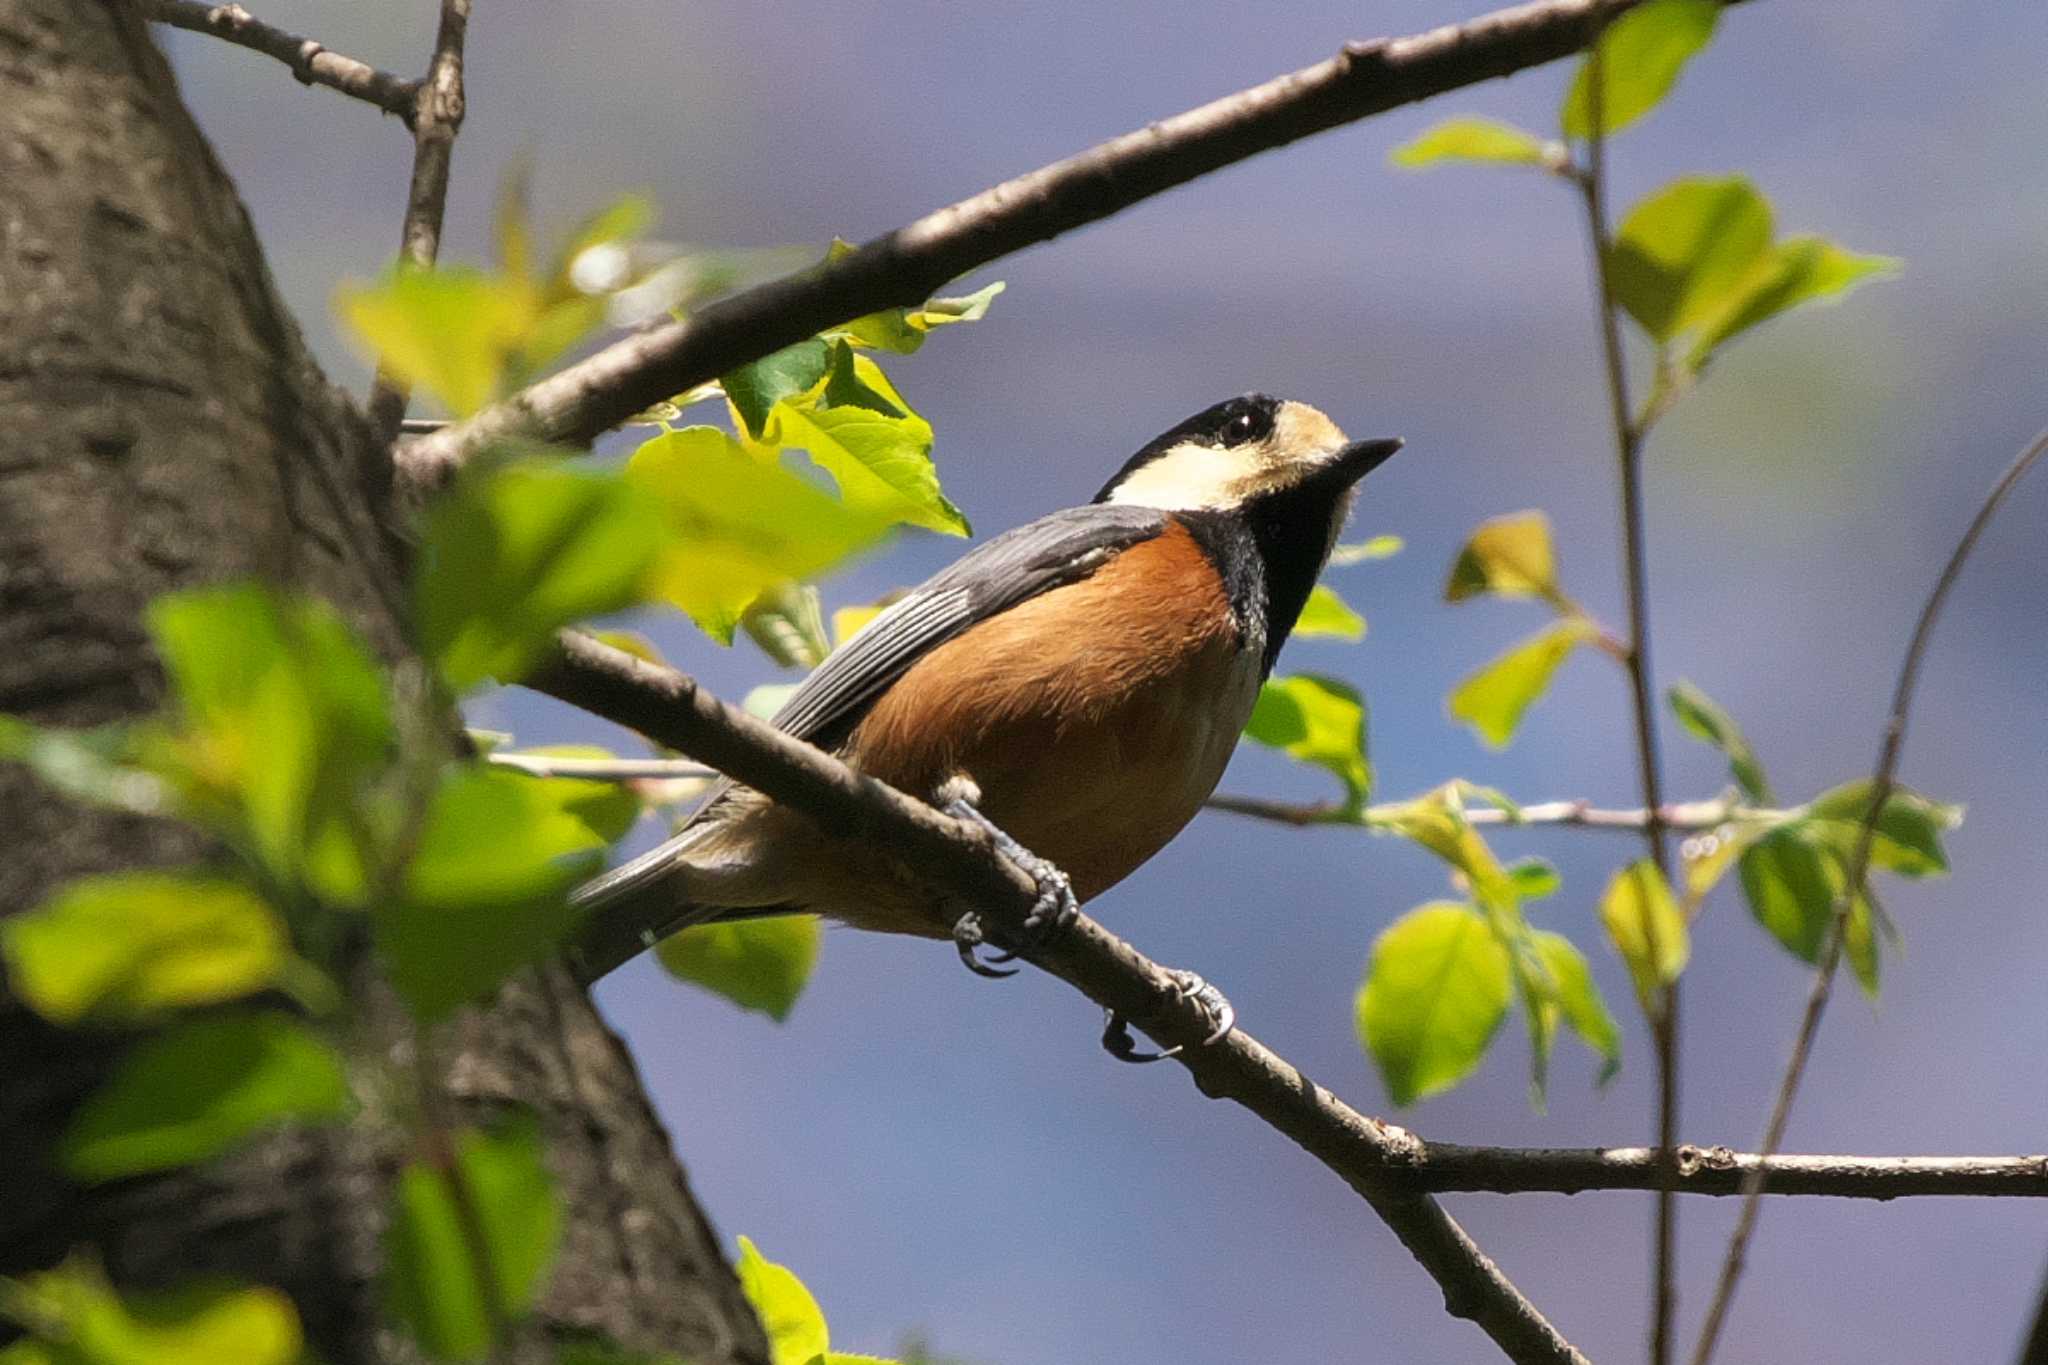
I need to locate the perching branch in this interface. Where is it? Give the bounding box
[1689,425,2048,1365]
[525,631,1588,1365]
[150,2,420,122]
[395,0,1753,491]
[1400,1146,2048,1200]
[365,0,472,445]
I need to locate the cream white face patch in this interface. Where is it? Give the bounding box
[1105,400,1352,512]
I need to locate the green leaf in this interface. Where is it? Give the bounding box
[0,1257,302,1365]
[1448,618,1595,749]
[1559,0,1720,138]
[1377,790,1517,911]
[499,747,644,843]
[656,916,822,1022]
[1293,584,1366,641]
[1328,534,1404,565]
[1444,511,1560,603]
[839,282,1006,354]
[628,426,895,644]
[742,582,833,669]
[0,717,170,819]
[723,339,832,440]
[1389,117,1553,169]
[756,342,969,537]
[1243,674,1371,809]
[744,683,803,720]
[147,584,391,904]
[1686,236,1898,367]
[1667,680,1773,802]
[2,873,291,1026]
[415,457,665,692]
[1608,177,1774,343]
[1844,889,1881,997]
[386,1115,561,1362]
[1805,780,1962,878]
[1737,824,1841,961]
[1680,821,1762,904]
[734,1237,831,1365]
[1531,930,1622,1083]
[1357,903,1512,1106]
[61,1013,349,1181]
[1599,859,1689,1010]
[337,266,545,417]
[1505,857,1562,902]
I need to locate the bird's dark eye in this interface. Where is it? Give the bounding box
[1220,404,1273,448]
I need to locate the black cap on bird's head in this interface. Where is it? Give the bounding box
[1092,393,1401,511]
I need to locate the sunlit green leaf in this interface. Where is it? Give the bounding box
[1243,674,1371,809]
[1559,0,1720,138]
[1667,680,1773,802]
[2,873,291,1026]
[724,340,832,440]
[831,600,891,646]
[1687,236,1897,367]
[386,1114,561,1362]
[742,583,832,669]
[839,281,1006,354]
[0,1257,302,1365]
[1805,779,1962,878]
[744,684,802,720]
[1357,903,1512,1106]
[1599,859,1689,1011]
[498,747,644,843]
[416,457,665,691]
[657,916,822,1022]
[629,426,895,643]
[1390,117,1554,169]
[62,1013,349,1181]
[337,266,542,417]
[1531,930,1621,1083]
[1328,534,1404,565]
[1608,177,1773,343]
[1293,584,1366,641]
[1680,821,1763,904]
[1845,889,1881,997]
[1448,618,1595,749]
[147,584,390,904]
[1377,790,1517,911]
[1738,823,1840,962]
[1444,511,1559,602]
[735,1237,831,1365]
[381,766,607,1023]
[1506,858,1562,902]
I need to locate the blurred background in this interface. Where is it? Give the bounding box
[170,4,2047,1361]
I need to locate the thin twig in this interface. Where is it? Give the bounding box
[527,631,1588,1365]
[1402,1146,2048,1200]
[487,752,718,780]
[1689,426,2048,1365]
[394,0,1753,491]
[149,1,421,121]
[1204,791,1769,831]
[1575,35,1680,1363]
[366,0,472,445]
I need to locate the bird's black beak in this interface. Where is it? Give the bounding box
[1335,436,1403,481]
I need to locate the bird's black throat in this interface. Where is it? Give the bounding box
[1176,477,1353,676]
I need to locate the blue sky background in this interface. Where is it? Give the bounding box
[173,4,2048,1361]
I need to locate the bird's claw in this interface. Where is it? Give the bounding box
[951,910,1018,978]
[940,785,1079,976]
[1101,969,1236,1064]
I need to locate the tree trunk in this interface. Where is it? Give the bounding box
[0,3,766,1359]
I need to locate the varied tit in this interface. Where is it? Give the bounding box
[567,393,1400,1052]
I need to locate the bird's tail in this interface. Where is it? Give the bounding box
[565,823,730,985]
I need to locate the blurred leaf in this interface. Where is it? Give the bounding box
[1531,930,1621,1083]
[757,342,969,537]
[147,584,390,905]
[1845,890,1881,997]
[744,684,803,720]
[1448,618,1595,749]
[62,1013,349,1181]
[1243,674,1371,809]
[742,583,832,669]
[630,427,895,643]
[499,748,644,843]
[1687,236,1897,368]
[1806,780,1962,878]
[1608,177,1773,343]
[1328,534,1404,565]
[416,458,665,692]
[657,916,822,1022]
[1377,790,1516,911]
[1559,0,1720,138]
[831,601,889,646]
[337,267,540,417]
[0,717,169,819]
[1667,680,1772,803]
[1680,821,1762,904]
[1599,859,1689,1010]
[1505,857,1562,902]
[386,1114,560,1362]
[1293,584,1366,641]
[587,629,668,666]
[2,873,291,1026]
[724,340,832,440]
[735,1237,831,1365]
[1444,511,1559,603]
[0,1257,301,1365]
[1390,117,1553,169]
[1357,903,1512,1106]
[381,766,607,1023]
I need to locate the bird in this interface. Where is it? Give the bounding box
[566,393,1401,1055]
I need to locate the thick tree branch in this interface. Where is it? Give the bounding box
[396,0,1752,489]
[366,0,471,444]
[1690,425,2048,1365]
[150,1,419,121]
[527,631,1587,1365]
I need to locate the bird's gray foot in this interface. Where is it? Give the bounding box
[937,776,1080,975]
[1101,969,1236,1064]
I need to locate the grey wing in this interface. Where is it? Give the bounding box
[570,502,1169,916]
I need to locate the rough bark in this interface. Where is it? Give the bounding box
[0,4,765,1360]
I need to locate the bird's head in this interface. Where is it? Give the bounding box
[1092,394,1401,514]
